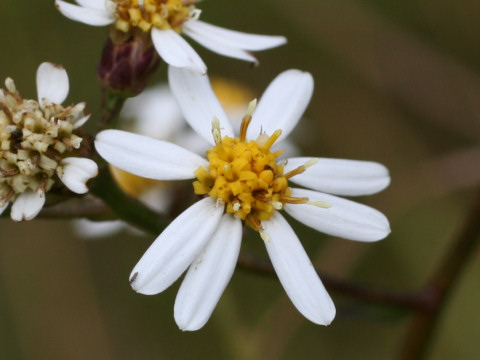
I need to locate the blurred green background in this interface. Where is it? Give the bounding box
[1,1,480,359]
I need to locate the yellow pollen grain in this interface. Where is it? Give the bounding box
[114,0,194,33]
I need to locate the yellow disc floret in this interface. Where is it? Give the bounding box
[112,0,197,33]
[193,101,299,232]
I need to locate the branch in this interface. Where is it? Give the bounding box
[397,189,480,360]
[237,252,422,310]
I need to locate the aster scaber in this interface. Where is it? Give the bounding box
[95,67,391,330]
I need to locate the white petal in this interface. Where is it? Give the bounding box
[284,188,390,242]
[121,84,185,139]
[95,129,208,180]
[10,190,45,221]
[55,0,115,26]
[182,20,287,51]
[73,114,91,129]
[168,66,234,145]
[36,62,69,107]
[284,157,390,196]
[247,70,313,142]
[151,28,207,74]
[73,218,125,238]
[75,0,108,10]
[0,203,9,215]
[58,157,98,194]
[183,22,259,64]
[130,197,224,295]
[262,212,335,325]
[174,214,242,331]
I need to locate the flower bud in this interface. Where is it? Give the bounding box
[97,27,161,96]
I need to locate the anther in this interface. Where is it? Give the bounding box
[271,201,283,210]
[260,231,271,243]
[232,201,241,211]
[280,195,309,204]
[307,200,331,208]
[211,117,222,145]
[262,129,282,150]
[239,98,257,142]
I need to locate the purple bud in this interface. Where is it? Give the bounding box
[97,28,161,96]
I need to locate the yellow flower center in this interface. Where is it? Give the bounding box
[193,101,315,232]
[112,0,197,33]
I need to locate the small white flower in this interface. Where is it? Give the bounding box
[95,68,391,330]
[0,62,98,221]
[55,0,287,74]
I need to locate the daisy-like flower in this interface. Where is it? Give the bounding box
[95,67,391,330]
[0,62,98,221]
[55,0,287,74]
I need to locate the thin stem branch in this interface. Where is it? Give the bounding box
[98,88,127,131]
[397,189,480,360]
[237,252,422,310]
[38,197,109,218]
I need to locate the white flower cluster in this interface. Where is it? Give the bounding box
[0,0,392,331]
[0,63,98,221]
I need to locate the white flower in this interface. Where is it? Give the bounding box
[0,62,98,221]
[55,0,287,74]
[95,68,391,330]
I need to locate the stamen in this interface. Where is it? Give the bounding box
[262,129,282,150]
[272,201,283,210]
[260,231,271,243]
[285,158,318,179]
[247,215,264,232]
[216,198,225,208]
[307,200,331,208]
[280,195,309,204]
[304,158,318,168]
[239,99,257,142]
[284,165,305,179]
[232,201,241,211]
[211,117,222,145]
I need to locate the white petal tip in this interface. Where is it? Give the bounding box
[59,158,98,194]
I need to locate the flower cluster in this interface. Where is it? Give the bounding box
[1,1,391,333]
[0,63,97,221]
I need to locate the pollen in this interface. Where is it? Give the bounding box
[193,101,316,232]
[112,0,196,33]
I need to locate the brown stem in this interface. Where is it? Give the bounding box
[237,252,422,310]
[397,189,480,360]
[38,197,110,218]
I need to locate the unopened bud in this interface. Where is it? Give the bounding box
[97,28,161,96]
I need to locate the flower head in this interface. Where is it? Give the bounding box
[0,62,98,221]
[95,68,391,330]
[55,0,287,74]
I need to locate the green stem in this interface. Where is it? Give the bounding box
[90,164,169,234]
[397,189,480,360]
[98,88,127,131]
